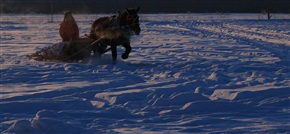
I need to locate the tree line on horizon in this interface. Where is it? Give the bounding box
[1,0,289,14]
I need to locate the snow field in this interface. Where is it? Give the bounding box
[1,13,290,133]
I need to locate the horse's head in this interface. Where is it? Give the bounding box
[118,7,141,35]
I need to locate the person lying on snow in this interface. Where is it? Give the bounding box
[27,38,96,62]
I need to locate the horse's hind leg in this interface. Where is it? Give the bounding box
[91,39,108,57]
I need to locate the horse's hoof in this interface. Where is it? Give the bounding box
[122,53,129,59]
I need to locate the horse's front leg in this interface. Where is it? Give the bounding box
[111,45,117,64]
[121,38,131,60]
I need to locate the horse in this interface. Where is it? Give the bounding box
[89,7,141,64]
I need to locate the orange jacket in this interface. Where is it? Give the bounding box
[59,21,79,41]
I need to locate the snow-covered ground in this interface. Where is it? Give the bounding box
[1,13,290,133]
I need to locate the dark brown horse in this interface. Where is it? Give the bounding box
[89,7,141,64]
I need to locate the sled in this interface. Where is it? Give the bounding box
[27,37,109,62]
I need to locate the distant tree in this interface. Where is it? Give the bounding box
[267,10,272,20]
[261,9,272,20]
